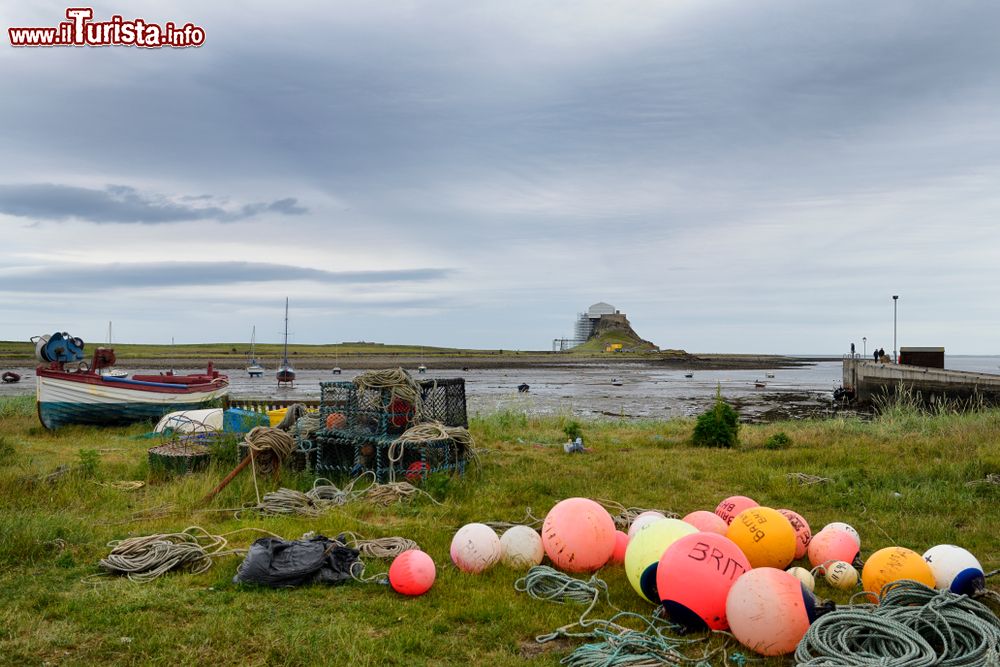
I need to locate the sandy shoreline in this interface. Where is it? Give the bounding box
[78,352,831,372]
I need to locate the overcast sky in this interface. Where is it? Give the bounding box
[2,1,999,353]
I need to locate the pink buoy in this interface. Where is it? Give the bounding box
[726,567,818,656]
[541,497,616,573]
[715,495,758,525]
[807,528,860,570]
[609,530,629,565]
[450,523,501,573]
[657,532,751,630]
[682,510,728,535]
[389,549,436,596]
[777,509,812,560]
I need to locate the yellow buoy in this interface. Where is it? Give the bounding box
[861,546,935,596]
[725,506,796,569]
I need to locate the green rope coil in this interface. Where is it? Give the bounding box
[795,580,1000,667]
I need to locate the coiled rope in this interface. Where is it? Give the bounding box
[794,580,1000,667]
[596,499,679,531]
[97,526,280,583]
[244,426,296,475]
[354,368,423,420]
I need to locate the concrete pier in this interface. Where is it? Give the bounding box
[843,359,1000,404]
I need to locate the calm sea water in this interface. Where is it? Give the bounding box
[5,356,998,421]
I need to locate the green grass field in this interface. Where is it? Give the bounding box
[1,396,998,665]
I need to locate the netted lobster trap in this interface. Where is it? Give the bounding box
[310,373,470,480]
[313,431,468,482]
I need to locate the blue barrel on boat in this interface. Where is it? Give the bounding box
[41,332,85,363]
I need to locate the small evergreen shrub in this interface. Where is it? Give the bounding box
[764,432,792,450]
[692,387,739,448]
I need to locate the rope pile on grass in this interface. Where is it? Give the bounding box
[795,580,1000,666]
[515,565,735,664]
[244,426,296,475]
[596,499,678,531]
[96,526,282,582]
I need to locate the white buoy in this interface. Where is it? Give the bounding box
[786,566,815,593]
[922,544,985,595]
[499,525,544,569]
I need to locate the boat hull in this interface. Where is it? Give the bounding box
[36,369,229,430]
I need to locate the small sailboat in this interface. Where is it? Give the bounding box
[417,346,427,374]
[332,343,341,375]
[611,378,623,386]
[246,326,264,377]
[101,322,128,378]
[276,298,295,387]
[684,373,694,379]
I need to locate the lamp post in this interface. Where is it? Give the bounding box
[892,295,898,363]
[863,337,867,358]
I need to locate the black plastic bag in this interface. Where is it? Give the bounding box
[234,534,360,588]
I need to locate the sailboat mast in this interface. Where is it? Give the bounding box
[282,298,289,363]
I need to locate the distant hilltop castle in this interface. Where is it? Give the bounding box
[552,302,659,352]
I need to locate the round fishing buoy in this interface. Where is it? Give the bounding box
[610,530,629,565]
[862,546,935,595]
[787,567,815,592]
[499,525,544,569]
[624,518,698,603]
[541,498,616,573]
[325,412,347,430]
[821,522,860,548]
[450,523,501,574]
[628,510,667,539]
[388,397,414,428]
[682,510,728,535]
[807,528,860,569]
[715,495,758,525]
[657,532,751,631]
[389,549,436,596]
[922,544,985,596]
[725,506,796,570]
[824,560,858,590]
[726,567,819,656]
[777,509,812,560]
[405,461,430,483]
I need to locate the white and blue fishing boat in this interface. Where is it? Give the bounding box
[33,331,229,430]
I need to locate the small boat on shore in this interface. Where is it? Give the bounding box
[246,326,264,378]
[754,381,767,388]
[276,299,295,387]
[33,331,228,430]
[2,371,21,383]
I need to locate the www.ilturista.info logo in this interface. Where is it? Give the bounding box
[8,8,205,48]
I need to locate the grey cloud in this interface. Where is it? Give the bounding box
[0,262,450,292]
[0,184,307,224]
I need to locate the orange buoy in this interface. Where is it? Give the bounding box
[725,507,796,569]
[609,530,629,565]
[862,546,935,596]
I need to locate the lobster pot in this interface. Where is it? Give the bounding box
[313,431,383,477]
[148,441,211,476]
[319,381,415,437]
[379,436,467,482]
[419,378,468,428]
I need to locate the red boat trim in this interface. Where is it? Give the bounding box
[36,367,228,394]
